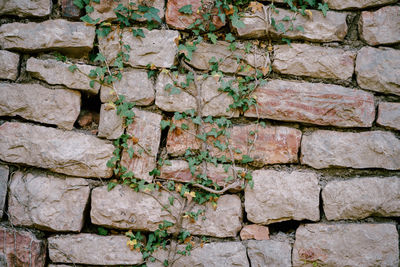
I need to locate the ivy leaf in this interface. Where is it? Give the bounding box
[241,155,253,164]
[179,5,193,15]
[107,182,117,191]
[207,33,218,44]
[160,120,170,130]
[80,14,99,25]
[85,5,94,13]
[168,196,175,205]
[68,64,78,73]
[94,53,106,63]
[231,13,245,29]
[132,28,145,38]
[73,0,84,9]
[127,147,135,159]
[318,3,329,17]
[98,227,108,236]
[191,116,202,125]
[225,33,235,42]
[296,25,305,32]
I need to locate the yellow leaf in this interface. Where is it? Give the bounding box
[161,68,170,74]
[248,1,264,13]
[105,102,116,111]
[305,9,313,20]
[189,191,196,198]
[149,63,157,70]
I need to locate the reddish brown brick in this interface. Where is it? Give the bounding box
[61,0,82,19]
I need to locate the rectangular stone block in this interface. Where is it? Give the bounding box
[159,160,243,191]
[359,6,400,46]
[149,242,248,267]
[0,0,51,17]
[26,57,99,94]
[272,44,356,80]
[8,171,90,232]
[356,46,400,96]
[0,83,81,130]
[166,118,200,156]
[99,28,178,68]
[90,0,165,23]
[0,226,46,267]
[100,68,154,105]
[49,234,143,265]
[247,240,292,267]
[377,102,400,130]
[322,177,400,220]
[120,109,162,182]
[0,20,95,56]
[188,41,270,75]
[167,122,301,165]
[293,223,399,267]
[301,130,400,170]
[324,0,397,10]
[245,169,320,224]
[0,165,9,218]
[91,185,242,238]
[155,72,237,116]
[0,122,114,178]
[98,104,124,140]
[0,50,19,81]
[236,7,347,42]
[166,0,225,30]
[245,79,375,127]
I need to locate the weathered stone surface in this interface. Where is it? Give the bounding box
[0,83,81,130]
[119,109,161,182]
[293,223,399,266]
[247,240,292,267]
[49,234,143,265]
[359,6,400,46]
[91,185,242,237]
[240,225,269,240]
[245,80,374,127]
[0,50,19,80]
[8,171,90,232]
[100,68,154,105]
[167,122,301,165]
[0,0,51,17]
[0,165,9,218]
[90,0,165,23]
[245,169,320,224]
[98,104,124,140]
[160,160,243,191]
[0,122,114,178]
[99,28,178,68]
[356,46,400,96]
[0,20,95,55]
[0,226,46,267]
[301,130,400,170]
[377,102,400,130]
[324,0,397,9]
[166,118,200,156]
[61,0,81,19]
[323,177,400,220]
[236,7,347,42]
[166,0,225,30]
[149,242,249,267]
[26,57,99,94]
[188,41,270,75]
[272,44,355,80]
[155,72,237,116]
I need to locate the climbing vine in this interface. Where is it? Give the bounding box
[66,0,329,266]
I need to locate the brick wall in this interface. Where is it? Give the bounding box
[0,0,399,266]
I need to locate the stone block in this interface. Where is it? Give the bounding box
[0,50,19,81]
[98,104,124,140]
[26,57,99,94]
[324,0,397,10]
[293,223,399,266]
[0,83,81,130]
[359,6,400,46]
[0,0,51,17]
[0,165,9,218]
[247,240,292,267]
[49,234,142,265]
[245,79,375,127]
[8,171,90,232]
[272,44,355,80]
[0,20,95,56]
[301,130,400,170]
[0,122,114,178]
[240,225,269,240]
[356,46,400,96]
[322,177,400,220]
[245,169,320,224]
[377,102,400,130]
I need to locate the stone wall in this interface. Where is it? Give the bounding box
[0,0,400,266]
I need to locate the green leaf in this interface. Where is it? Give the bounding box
[241,155,253,164]
[107,182,117,191]
[132,28,145,38]
[296,25,305,32]
[68,64,78,73]
[168,196,174,205]
[80,14,99,25]
[191,116,202,125]
[149,168,161,176]
[160,120,170,130]
[73,0,84,9]
[181,123,189,130]
[89,80,95,88]
[127,147,135,159]
[231,13,245,29]
[207,33,218,44]
[225,33,235,42]
[98,227,108,236]
[85,5,94,13]
[94,53,106,63]
[179,5,193,15]
[318,3,329,16]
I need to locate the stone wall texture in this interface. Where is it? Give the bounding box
[0,0,399,266]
